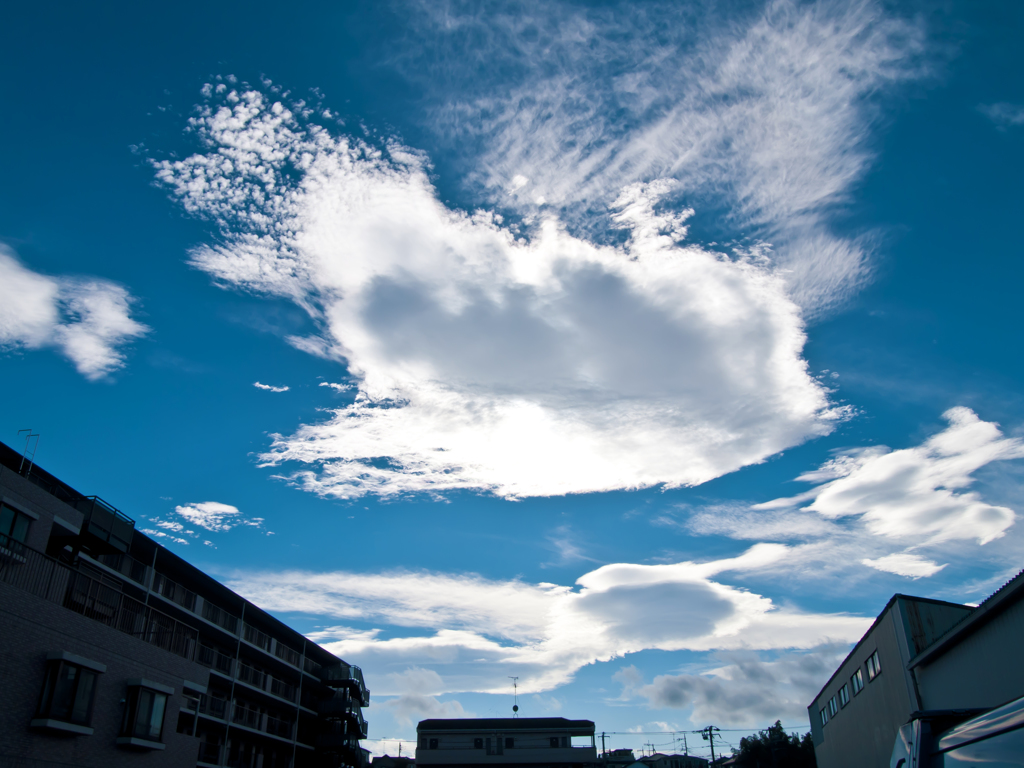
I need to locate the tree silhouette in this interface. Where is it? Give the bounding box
[730,721,816,768]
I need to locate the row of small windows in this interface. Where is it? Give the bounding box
[33,656,171,747]
[421,736,572,750]
[820,650,881,728]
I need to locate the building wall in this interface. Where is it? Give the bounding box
[809,607,915,768]
[0,579,209,768]
[915,595,1024,710]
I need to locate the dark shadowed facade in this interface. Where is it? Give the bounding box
[809,574,1024,768]
[0,440,369,768]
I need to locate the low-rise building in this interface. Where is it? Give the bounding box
[416,718,597,768]
[0,440,370,768]
[808,571,1024,768]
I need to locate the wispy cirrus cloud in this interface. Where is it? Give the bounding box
[227,543,869,697]
[254,381,290,392]
[0,246,148,379]
[153,78,845,500]
[978,102,1024,129]
[401,0,929,316]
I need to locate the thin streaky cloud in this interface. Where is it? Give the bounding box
[254,381,290,392]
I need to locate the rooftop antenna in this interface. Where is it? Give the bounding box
[509,676,519,717]
[17,429,39,478]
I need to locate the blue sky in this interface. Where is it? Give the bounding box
[2,0,1024,759]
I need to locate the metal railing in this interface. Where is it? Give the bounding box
[203,600,240,634]
[0,531,27,559]
[275,641,301,667]
[198,742,223,765]
[303,656,323,677]
[152,572,197,612]
[0,543,197,661]
[243,622,272,652]
[94,551,149,585]
[197,644,235,675]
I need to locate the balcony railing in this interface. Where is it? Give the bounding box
[243,622,273,652]
[197,643,235,675]
[275,642,301,668]
[323,663,370,705]
[198,742,223,766]
[152,572,197,612]
[303,657,323,677]
[0,543,198,660]
[94,551,149,585]
[203,600,240,634]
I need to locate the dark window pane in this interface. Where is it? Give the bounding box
[0,506,13,536]
[50,664,79,719]
[71,669,96,724]
[12,514,30,543]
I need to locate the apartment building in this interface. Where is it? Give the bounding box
[416,718,598,768]
[0,440,369,768]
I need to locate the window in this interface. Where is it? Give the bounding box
[117,679,173,748]
[828,696,839,717]
[839,684,850,708]
[0,503,31,554]
[505,738,514,749]
[866,650,881,681]
[429,738,439,750]
[475,738,484,749]
[851,668,864,695]
[34,655,103,733]
[820,707,829,727]
[550,737,560,748]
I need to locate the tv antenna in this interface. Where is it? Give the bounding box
[17,429,39,478]
[509,676,519,717]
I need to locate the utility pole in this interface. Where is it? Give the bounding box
[601,732,606,757]
[682,734,688,756]
[697,727,719,765]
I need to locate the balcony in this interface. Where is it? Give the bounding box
[323,664,370,706]
[235,661,298,704]
[232,704,295,741]
[197,644,235,675]
[152,572,197,612]
[203,600,240,634]
[75,496,134,554]
[94,551,149,585]
[198,742,223,766]
[0,542,198,661]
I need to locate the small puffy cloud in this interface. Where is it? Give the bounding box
[978,103,1024,129]
[381,669,472,728]
[320,381,355,392]
[226,544,870,696]
[140,528,189,546]
[155,82,844,500]
[635,646,849,726]
[756,407,1024,546]
[0,246,148,379]
[861,552,946,579]
[173,501,268,533]
[254,381,290,392]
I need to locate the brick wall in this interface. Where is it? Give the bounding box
[0,579,210,768]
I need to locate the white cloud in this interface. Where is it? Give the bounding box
[633,646,850,726]
[405,0,927,317]
[154,82,844,500]
[0,246,148,379]
[861,552,946,579]
[756,407,1024,546]
[254,381,290,392]
[227,543,870,696]
[173,501,267,533]
[978,102,1024,129]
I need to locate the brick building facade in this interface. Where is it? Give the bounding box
[0,440,369,768]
